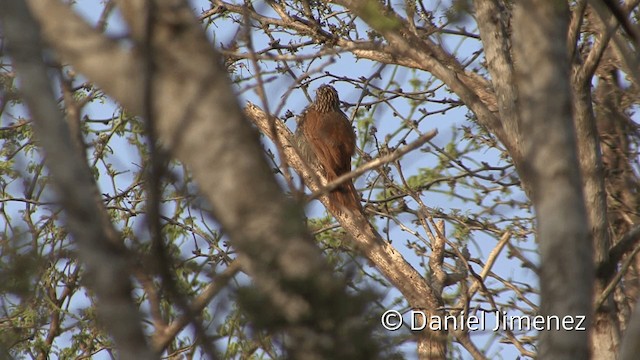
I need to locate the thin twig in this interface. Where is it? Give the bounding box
[152,260,241,351]
[309,129,438,200]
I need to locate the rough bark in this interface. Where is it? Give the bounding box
[0,1,155,359]
[23,0,379,358]
[512,1,593,359]
[473,0,521,159]
[620,298,640,360]
[573,80,618,360]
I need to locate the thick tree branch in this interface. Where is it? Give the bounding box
[0,1,155,359]
[620,295,640,360]
[331,0,505,145]
[245,102,448,359]
[473,0,522,162]
[25,0,379,357]
[603,225,640,272]
[513,1,593,358]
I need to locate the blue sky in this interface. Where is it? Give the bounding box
[15,1,540,358]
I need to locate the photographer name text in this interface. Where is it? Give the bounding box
[381,310,587,332]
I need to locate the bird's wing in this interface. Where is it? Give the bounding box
[301,110,344,180]
[318,111,355,175]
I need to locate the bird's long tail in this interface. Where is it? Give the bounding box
[329,180,362,213]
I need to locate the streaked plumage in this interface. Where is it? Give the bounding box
[295,85,361,212]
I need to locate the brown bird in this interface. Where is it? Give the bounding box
[295,85,361,212]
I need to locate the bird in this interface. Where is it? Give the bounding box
[294,84,362,213]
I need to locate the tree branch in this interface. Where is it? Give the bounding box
[245,102,448,358]
[310,129,438,199]
[26,0,380,357]
[0,1,155,359]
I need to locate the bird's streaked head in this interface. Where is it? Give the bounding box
[314,85,340,113]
